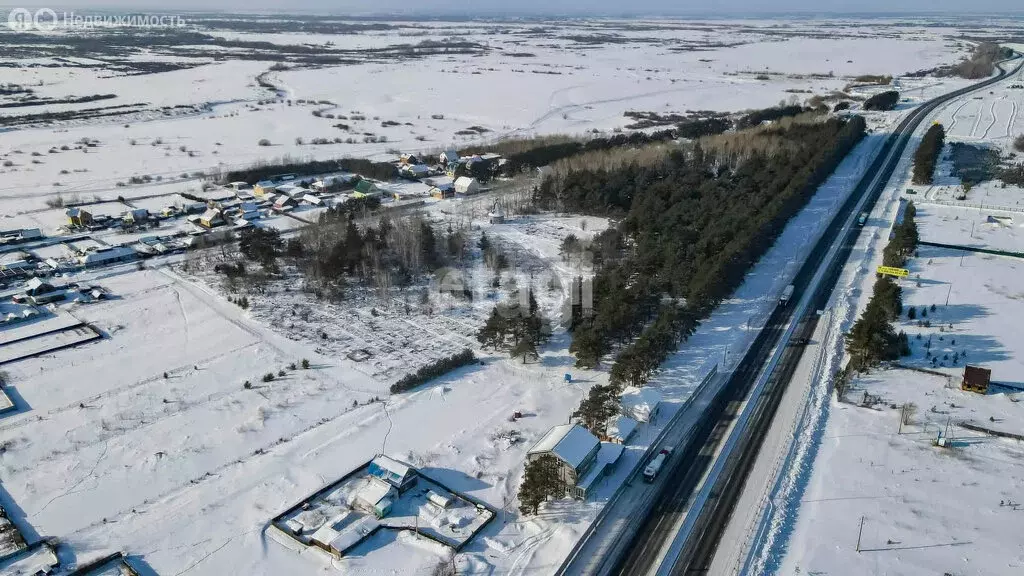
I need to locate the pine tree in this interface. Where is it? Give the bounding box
[479,231,490,252]
[510,337,539,364]
[570,325,604,368]
[477,307,507,349]
[574,384,618,435]
[419,220,438,270]
[518,454,563,515]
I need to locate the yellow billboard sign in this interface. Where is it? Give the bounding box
[876,266,909,278]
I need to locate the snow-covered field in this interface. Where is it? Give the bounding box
[0,17,970,219]
[0,13,1015,576]
[741,45,1024,576]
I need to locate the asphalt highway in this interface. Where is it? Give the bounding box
[615,55,1024,576]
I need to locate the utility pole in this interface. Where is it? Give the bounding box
[945,284,953,306]
[856,516,865,553]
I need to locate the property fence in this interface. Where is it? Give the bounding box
[919,240,1024,260]
[916,199,1024,214]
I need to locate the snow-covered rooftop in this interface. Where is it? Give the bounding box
[529,423,600,471]
[367,455,415,488]
[620,386,662,422]
[606,415,638,443]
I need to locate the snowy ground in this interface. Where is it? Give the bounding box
[0,17,970,220]
[0,14,1012,576]
[738,47,1024,576]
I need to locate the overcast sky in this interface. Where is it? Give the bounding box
[1,1,1019,16]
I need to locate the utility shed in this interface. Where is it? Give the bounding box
[605,415,638,444]
[620,386,662,423]
[962,365,991,394]
[527,423,601,498]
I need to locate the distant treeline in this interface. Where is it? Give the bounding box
[225,103,827,194]
[223,157,397,184]
[912,124,945,185]
[0,103,142,128]
[469,104,819,177]
[552,115,867,433]
[0,93,116,109]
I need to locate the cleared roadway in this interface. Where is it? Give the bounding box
[557,54,1023,576]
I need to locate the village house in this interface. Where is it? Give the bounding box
[199,208,225,228]
[253,180,277,197]
[399,153,420,165]
[309,511,381,558]
[439,149,460,166]
[66,207,93,228]
[454,176,481,195]
[273,195,298,211]
[431,186,455,199]
[352,179,380,198]
[312,173,357,193]
[367,455,418,493]
[123,208,149,225]
[280,185,309,199]
[24,277,64,304]
[400,163,431,178]
[353,476,398,519]
[238,202,261,220]
[275,183,300,198]
[0,228,42,245]
[79,246,135,268]
[962,365,992,394]
[527,423,601,499]
[426,176,456,199]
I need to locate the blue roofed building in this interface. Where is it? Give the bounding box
[367,455,417,493]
